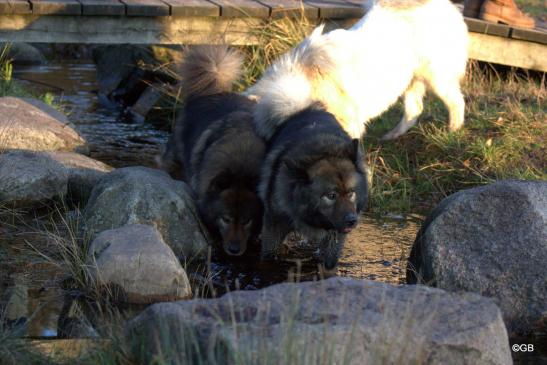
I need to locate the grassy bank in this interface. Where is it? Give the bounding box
[364,63,545,214]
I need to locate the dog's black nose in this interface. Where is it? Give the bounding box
[344,213,358,228]
[226,242,242,255]
[323,257,339,271]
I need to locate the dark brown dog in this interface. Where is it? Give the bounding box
[158,45,265,256]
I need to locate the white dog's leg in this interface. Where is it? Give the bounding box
[430,78,465,132]
[382,79,426,140]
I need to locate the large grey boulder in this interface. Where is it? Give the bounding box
[45,151,112,205]
[92,45,153,98]
[83,167,210,259]
[0,43,46,65]
[126,277,512,365]
[87,224,191,304]
[0,97,86,152]
[407,180,547,336]
[0,150,68,206]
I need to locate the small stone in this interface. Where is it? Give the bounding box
[0,43,46,65]
[87,224,192,304]
[3,284,28,327]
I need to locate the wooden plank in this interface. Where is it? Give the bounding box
[0,0,31,14]
[468,31,547,72]
[210,0,269,18]
[30,0,81,14]
[257,0,317,19]
[304,0,363,19]
[343,0,366,8]
[511,27,547,45]
[163,0,219,17]
[80,0,125,15]
[121,0,169,16]
[464,17,489,33]
[463,17,510,37]
[0,15,265,44]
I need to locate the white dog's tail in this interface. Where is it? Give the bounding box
[251,25,337,139]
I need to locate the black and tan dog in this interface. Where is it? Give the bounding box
[256,104,368,270]
[158,45,265,257]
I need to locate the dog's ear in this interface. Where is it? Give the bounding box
[284,159,309,182]
[346,138,362,163]
[347,138,368,174]
[209,170,233,192]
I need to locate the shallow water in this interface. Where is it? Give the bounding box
[13,62,169,168]
[200,216,420,295]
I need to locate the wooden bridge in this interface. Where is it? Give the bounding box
[0,0,545,71]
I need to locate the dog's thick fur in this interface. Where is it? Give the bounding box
[259,105,368,270]
[158,45,265,257]
[249,0,468,140]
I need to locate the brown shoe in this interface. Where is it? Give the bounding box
[463,0,485,18]
[480,0,536,29]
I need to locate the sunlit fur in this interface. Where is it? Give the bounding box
[158,45,265,257]
[249,0,468,140]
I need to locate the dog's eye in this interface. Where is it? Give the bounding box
[242,219,252,228]
[348,191,356,201]
[323,191,337,202]
[220,216,232,225]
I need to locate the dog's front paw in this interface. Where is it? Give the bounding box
[380,129,403,141]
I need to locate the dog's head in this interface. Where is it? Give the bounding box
[202,172,263,257]
[284,139,368,268]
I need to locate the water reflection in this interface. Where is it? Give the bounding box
[13,62,169,168]
[191,215,421,296]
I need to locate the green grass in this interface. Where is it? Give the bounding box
[0,44,56,103]
[0,45,19,97]
[364,62,545,214]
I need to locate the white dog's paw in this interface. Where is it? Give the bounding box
[381,128,405,141]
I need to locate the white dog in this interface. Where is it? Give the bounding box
[249,0,468,140]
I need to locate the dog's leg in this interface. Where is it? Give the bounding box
[260,213,291,261]
[381,79,426,140]
[430,78,465,132]
[321,231,347,270]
